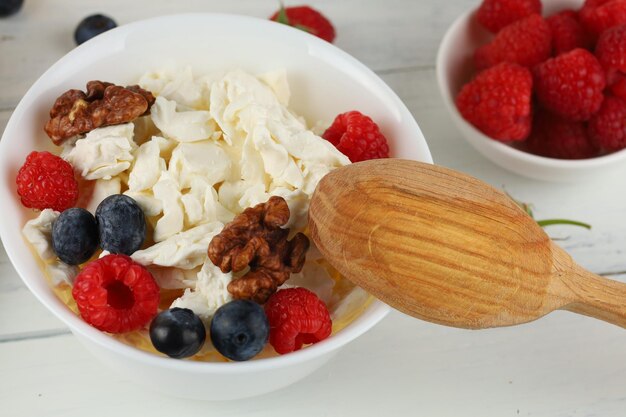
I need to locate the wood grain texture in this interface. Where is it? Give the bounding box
[309,159,626,329]
[560,260,626,327]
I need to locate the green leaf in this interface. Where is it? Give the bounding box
[505,191,534,218]
[295,23,316,34]
[536,219,592,230]
[275,3,290,25]
[504,191,591,231]
[273,2,317,35]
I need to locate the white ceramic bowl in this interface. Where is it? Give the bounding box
[436,0,626,182]
[0,14,431,400]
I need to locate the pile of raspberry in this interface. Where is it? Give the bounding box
[456,0,626,159]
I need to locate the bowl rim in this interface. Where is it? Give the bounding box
[0,12,426,372]
[435,7,626,169]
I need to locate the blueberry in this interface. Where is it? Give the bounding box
[0,0,23,17]
[210,300,269,361]
[74,14,117,45]
[150,308,206,359]
[95,194,145,255]
[51,208,99,265]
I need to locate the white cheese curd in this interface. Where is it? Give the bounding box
[279,245,337,305]
[47,262,80,286]
[22,209,78,285]
[180,192,204,227]
[190,177,235,224]
[133,115,160,145]
[330,287,370,320]
[151,96,219,143]
[86,178,122,215]
[131,221,224,270]
[147,265,200,290]
[63,123,136,180]
[171,260,233,320]
[139,66,208,110]
[123,190,163,218]
[209,70,349,226]
[238,182,272,211]
[168,141,231,189]
[152,171,185,242]
[128,139,166,192]
[69,68,358,322]
[152,135,178,160]
[258,69,291,106]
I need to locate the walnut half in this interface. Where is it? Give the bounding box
[44,81,155,145]
[208,196,310,303]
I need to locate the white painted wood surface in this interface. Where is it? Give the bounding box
[1,1,625,416]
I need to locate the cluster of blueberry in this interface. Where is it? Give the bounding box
[151,301,270,361]
[52,195,144,264]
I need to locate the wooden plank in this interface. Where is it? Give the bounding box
[0,110,68,337]
[0,240,67,339]
[1,310,626,416]
[0,0,475,108]
[0,110,11,135]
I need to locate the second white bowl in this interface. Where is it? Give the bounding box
[436,0,626,182]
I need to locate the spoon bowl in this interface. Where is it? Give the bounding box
[309,159,626,329]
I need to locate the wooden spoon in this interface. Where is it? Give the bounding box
[308,159,626,329]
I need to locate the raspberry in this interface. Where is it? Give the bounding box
[547,10,591,55]
[527,113,598,159]
[476,0,542,33]
[72,254,160,333]
[533,49,606,121]
[588,95,626,151]
[456,62,533,142]
[595,24,626,73]
[608,73,626,99]
[322,111,390,162]
[474,14,552,70]
[270,5,335,43]
[16,151,78,212]
[579,0,626,40]
[264,288,332,354]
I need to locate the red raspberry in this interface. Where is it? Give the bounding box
[264,288,332,354]
[533,49,606,121]
[16,151,78,212]
[608,73,626,99]
[588,95,626,151]
[476,0,542,33]
[270,5,335,43]
[547,10,591,55]
[322,111,390,162]
[579,0,626,40]
[474,14,552,70]
[72,254,160,333]
[527,113,598,159]
[456,62,533,142]
[595,24,626,74]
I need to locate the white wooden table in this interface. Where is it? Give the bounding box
[2,1,626,415]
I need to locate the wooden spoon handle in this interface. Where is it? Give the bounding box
[554,245,626,328]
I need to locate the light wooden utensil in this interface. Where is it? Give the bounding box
[309,159,626,329]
